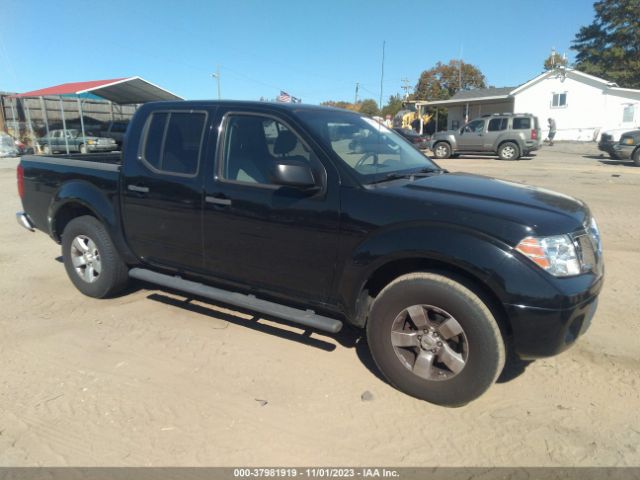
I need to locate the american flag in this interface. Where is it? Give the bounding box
[277,91,292,103]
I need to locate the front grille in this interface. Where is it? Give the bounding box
[575,234,597,271]
[600,133,612,143]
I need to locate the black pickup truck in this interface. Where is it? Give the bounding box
[16,101,603,406]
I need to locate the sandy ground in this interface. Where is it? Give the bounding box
[0,145,638,467]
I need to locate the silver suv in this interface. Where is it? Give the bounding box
[430,113,542,160]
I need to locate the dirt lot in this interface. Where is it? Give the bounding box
[0,145,639,467]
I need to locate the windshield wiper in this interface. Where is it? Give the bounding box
[367,167,442,185]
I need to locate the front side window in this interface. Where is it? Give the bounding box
[221,114,319,185]
[552,92,567,107]
[488,118,508,131]
[512,117,531,129]
[464,119,485,133]
[142,111,206,175]
[297,110,440,184]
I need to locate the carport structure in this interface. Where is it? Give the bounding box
[11,77,182,154]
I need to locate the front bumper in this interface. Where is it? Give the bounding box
[506,282,601,359]
[612,144,635,161]
[598,141,618,158]
[88,143,117,152]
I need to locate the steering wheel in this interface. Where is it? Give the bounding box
[355,151,379,169]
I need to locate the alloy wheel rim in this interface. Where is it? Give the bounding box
[70,235,101,283]
[435,145,448,157]
[502,146,515,158]
[390,304,468,381]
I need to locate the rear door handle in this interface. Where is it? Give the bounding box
[206,195,232,206]
[128,185,149,193]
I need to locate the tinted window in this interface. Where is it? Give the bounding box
[222,115,317,185]
[163,113,206,175]
[142,112,205,175]
[512,117,531,129]
[488,118,508,131]
[143,113,168,169]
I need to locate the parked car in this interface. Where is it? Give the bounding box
[16,101,603,406]
[430,113,541,160]
[612,130,640,166]
[38,129,117,154]
[597,126,639,159]
[98,121,129,148]
[0,132,19,157]
[393,127,430,149]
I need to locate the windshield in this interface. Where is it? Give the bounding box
[297,110,440,184]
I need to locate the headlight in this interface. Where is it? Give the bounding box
[516,235,581,277]
[87,140,96,144]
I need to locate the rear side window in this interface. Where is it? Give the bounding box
[488,118,508,131]
[512,117,531,129]
[142,111,207,176]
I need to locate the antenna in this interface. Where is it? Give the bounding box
[354,82,359,104]
[379,40,385,110]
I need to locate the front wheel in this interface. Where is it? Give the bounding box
[633,148,640,167]
[433,142,451,159]
[79,144,88,154]
[62,215,129,298]
[366,273,505,406]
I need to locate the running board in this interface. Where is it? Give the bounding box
[129,268,343,334]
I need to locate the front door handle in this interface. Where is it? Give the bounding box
[206,195,232,206]
[128,184,149,193]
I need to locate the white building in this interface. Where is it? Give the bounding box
[420,68,640,141]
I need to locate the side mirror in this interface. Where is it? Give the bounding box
[272,160,317,189]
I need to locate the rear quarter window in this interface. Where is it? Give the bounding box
[141,111,207,176]
[512,117,531,129]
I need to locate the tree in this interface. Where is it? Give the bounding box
[544,52,568,71]
[571,0,640,88]
[381,94,404,118]
[358,99,380,116]
[414,60,486,101]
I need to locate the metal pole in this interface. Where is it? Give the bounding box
[9,98,18,138]
[40,97,50,148]
[59,97,70,155]
[77,97,87,154]
[379,40,385,110]
[23,98,37,153]
[110,101,114,122]
[435,109,439,132]
[217,66,221,99]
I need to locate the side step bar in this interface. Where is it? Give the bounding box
[129,268,343,334]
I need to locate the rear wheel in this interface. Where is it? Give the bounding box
[61,215,129,298]
[498,142,520,160]
[433,142,451,159]
[366,272,505,406]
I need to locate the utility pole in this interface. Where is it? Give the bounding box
[354,82,359,104]
[401,78,412,100]
[379,40,385,110]
[211,66,221,100]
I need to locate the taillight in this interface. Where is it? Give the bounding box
[531,129,538,140]
[17,164,24,198]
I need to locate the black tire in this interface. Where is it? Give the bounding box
[498,142,520,160]
[366,272,505,406]
[433,142,451,159]
[61,215,129,298]
[633,148,640,167]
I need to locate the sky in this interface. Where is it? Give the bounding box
[0,0,597,105]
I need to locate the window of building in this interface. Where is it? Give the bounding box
[551,92,567,108]
[512,117,531,129]
[622,104,635,123]
[141,111,206,176]
[488,118,508,131]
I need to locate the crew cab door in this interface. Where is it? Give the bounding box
[121,109,210,271]
[457,119,486,150]
[202,108,341,303]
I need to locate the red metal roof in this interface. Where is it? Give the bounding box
[14,77,183,104]
[14,78,127,97]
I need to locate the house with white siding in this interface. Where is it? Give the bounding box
[419,68,640,141]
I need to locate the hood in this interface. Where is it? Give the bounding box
[381,172,589,243]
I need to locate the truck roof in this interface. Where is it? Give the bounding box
[142,100,351,113]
